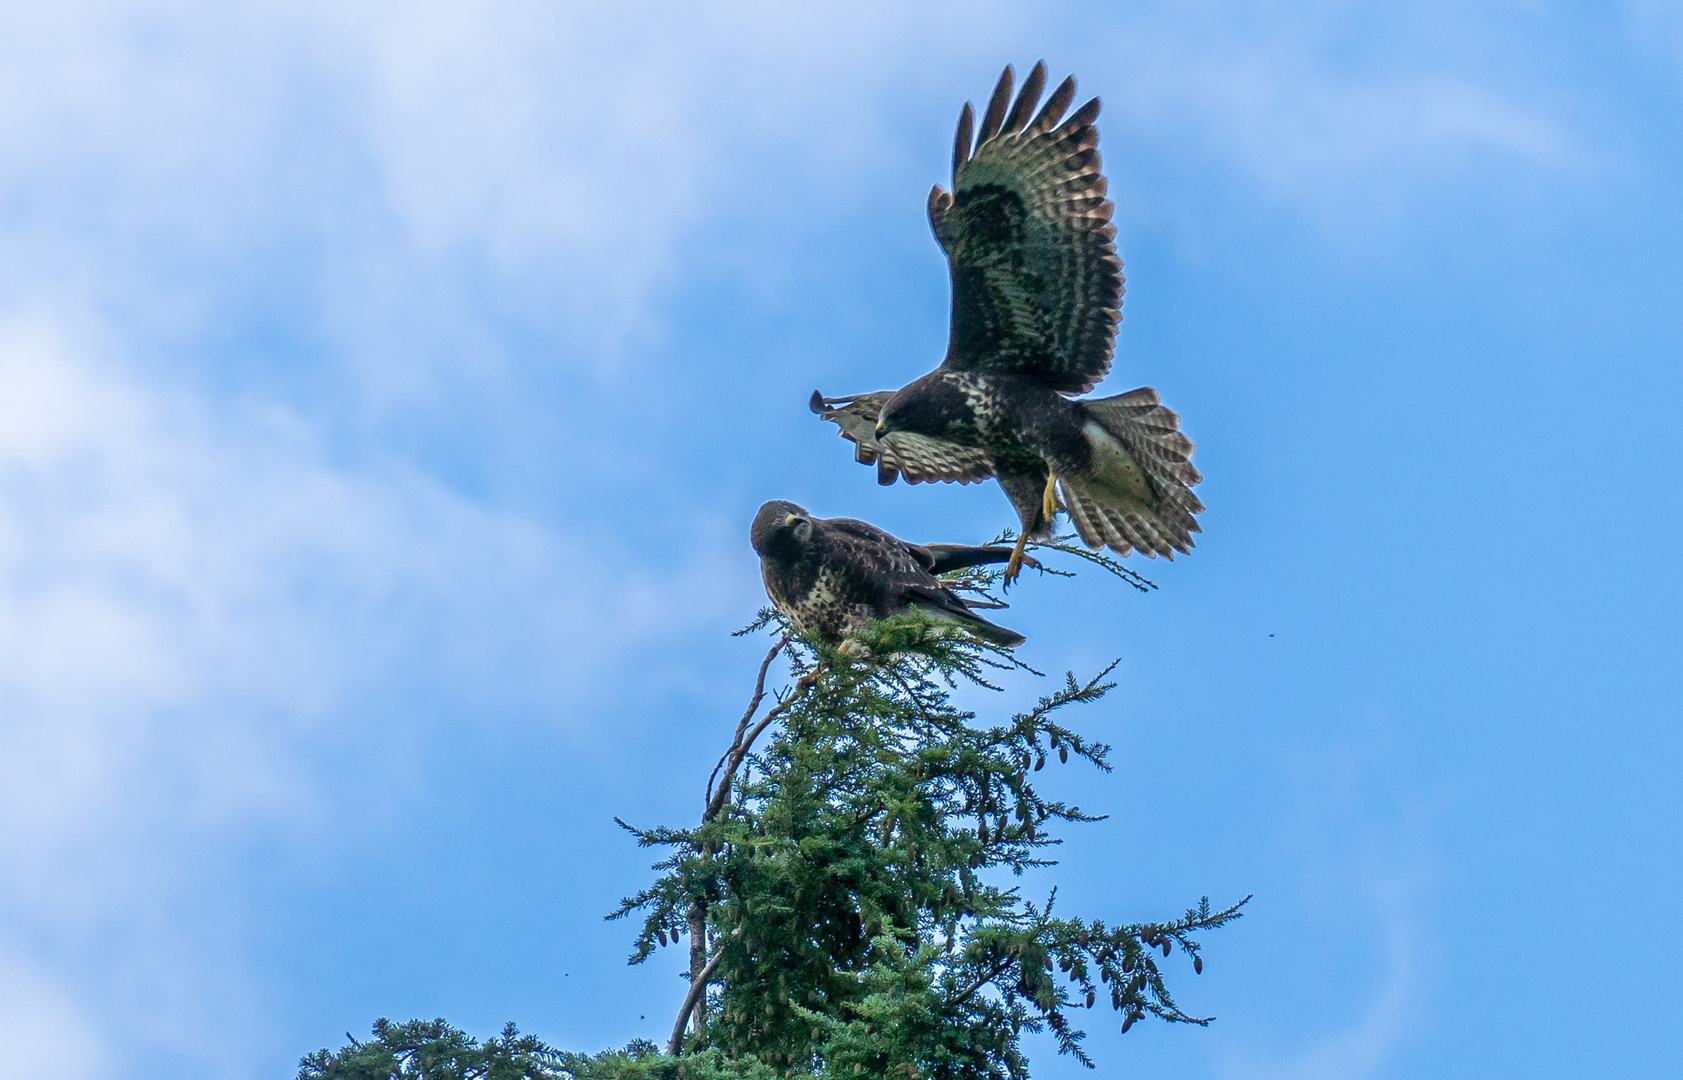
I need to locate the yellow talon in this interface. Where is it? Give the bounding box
[1003,529,1030,585]
[1005,475,1060,587]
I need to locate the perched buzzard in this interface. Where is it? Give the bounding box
[750,500,1025,647]
[812,62,1202,580]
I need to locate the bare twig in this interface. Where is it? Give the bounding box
[947,908,1054,1009]
[706,634,790,806]
[971,530,1157,596]
[948,956,1016,1010]
[704,665,819,825]
[667,946,727,1055]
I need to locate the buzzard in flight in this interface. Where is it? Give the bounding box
[751,500,1025,647]
[812,62,1202,580]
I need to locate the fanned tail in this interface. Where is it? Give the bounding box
[1059,387,1203,559]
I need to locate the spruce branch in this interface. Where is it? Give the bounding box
[965,530,1157,598]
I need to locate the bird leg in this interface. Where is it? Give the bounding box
[1003,529,1031,585]
[1005,474,1060,585]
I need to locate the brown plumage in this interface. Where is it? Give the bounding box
[750,501,1025,647]
[812,62,1202,579]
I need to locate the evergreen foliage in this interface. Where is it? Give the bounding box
[302,548,1245,1079]
[297,1019,570,1079]
[298,1020,779,1079]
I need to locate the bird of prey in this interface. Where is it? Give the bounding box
[812,61,1202,581]
[750,500,1025,647]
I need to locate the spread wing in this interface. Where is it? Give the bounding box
[928,62,1123,394]
[810,391,994,486]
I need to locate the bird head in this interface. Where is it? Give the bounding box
[875,389,914,440]
[875,397,909,442]
[876,375,963,441]
[750,500,814,556]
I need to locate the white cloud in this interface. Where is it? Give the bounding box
[0,1,1575,387]
[0,0,1012,380]
[0,307,739,1069]
[1097,1,1577,225]
[0,301,727,847]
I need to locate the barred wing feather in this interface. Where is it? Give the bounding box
[928,62,1123,394]
[810,391,994,485]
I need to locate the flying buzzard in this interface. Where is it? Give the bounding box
[812,62,1202,580]
[750,500,1025,647]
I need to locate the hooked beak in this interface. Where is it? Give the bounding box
[784,514,801,527]
[873,422,887,440]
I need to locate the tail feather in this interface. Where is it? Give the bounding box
[1087,387,1202,487]
[1061,387,1203,559]
[919,543,1021,575]
[906,586,1026,647]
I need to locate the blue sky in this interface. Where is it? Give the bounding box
[0,1,1679,1077]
